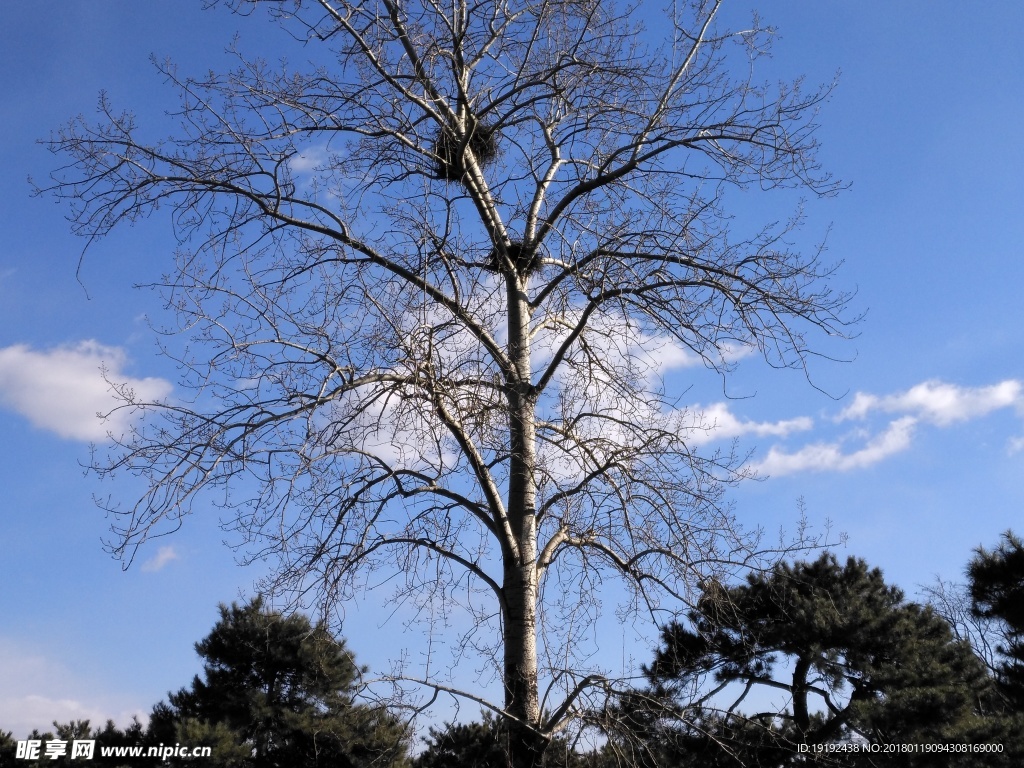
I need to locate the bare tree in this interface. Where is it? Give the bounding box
[43,1,852,766]
[923,578,1006,684]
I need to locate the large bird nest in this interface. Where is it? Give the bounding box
[432,115,499,183]
[484,240,541,277]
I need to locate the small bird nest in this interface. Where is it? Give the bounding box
[484,240,541,277]
[432,115,499,183]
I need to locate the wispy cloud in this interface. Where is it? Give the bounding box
[838,379,1022,425]
[686,402,814,446]
[0,341,172,441]
[754,416,917,476]
[287,146,328,176]
[140,546,179,573]
[751,378,1024,477]
[0,638,145,738]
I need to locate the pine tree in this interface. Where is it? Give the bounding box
[0,731,15,768]
[645,554,992,766]
[414,716,507,768]
[151,598,409,767]
[968,530,1024,707]
[413,713,588,768]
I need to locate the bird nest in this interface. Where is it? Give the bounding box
[484,240,541,277]
[432,116,499,183]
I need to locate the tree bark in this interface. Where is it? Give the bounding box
[792,654,812,737]
[503,557,544,768]
[503,275,545,768]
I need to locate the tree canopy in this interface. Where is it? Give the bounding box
[968,531,1024,707]
[43,1,853,765]
[413,713,594,768]
[0,719,146,768]
[149,598,409,767]
[644,554,993,765]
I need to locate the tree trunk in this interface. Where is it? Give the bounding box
[792,654,812,737]
[503,277,545,768]
[503,557,545,768]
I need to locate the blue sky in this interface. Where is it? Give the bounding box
[1,1,1023,739]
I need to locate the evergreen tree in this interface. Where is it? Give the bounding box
[413,713,588,768]
[151,598,409,768]
[645,554,992,766]
[414,716,508,768]
[0,730,15,768]
[969,530,1024,707]
[0,719,147,768]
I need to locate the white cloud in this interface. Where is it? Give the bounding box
[719,341,755,364]
[747,378,1024,476]
[0,341,172,441]
[641,335,701,374]
[3,694,108,737]
[754,416,917,476]
[287,146,328,176]
[140,546,179,573]
[838,379,1022,426]
[0,638,145,738]
[685,402,814,446]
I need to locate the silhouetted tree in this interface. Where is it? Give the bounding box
[151,598,409,767]
[0,719,147,768]
[0,731,15,768]
[645,554,992,765]
[969,530,1024,707]
[414,713,590,768]
[414,716,508,768]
